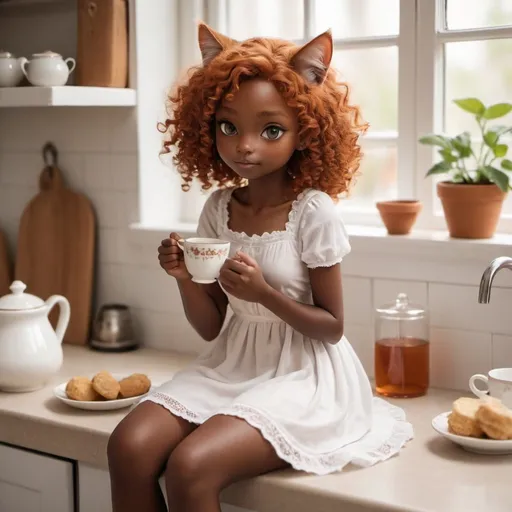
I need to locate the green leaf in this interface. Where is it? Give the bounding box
[438,148,458,163]
[482,103,512,120]
[452,131,472,157]
[419,134,452,149]
[488,125,512,137]
[453,98,485,115]
[493,144,508,158]
[501,159,512,171]
[425,161,452,177]
[484,166,510,192]
[484,131,499,148]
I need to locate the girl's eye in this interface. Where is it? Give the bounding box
[219,121,237,136]
[262,126,285,140]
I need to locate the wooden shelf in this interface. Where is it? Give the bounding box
[0,86,137,107]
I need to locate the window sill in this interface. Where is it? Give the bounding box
[128,222,512,262]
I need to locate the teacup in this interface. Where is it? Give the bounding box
[177,237,230,284]
[469,368,512,408]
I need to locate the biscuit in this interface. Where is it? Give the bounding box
[92,371,120,400]
[66,376,101,401]
[476,400,512,440]
[119,373,151,398]
[447,397,484,438]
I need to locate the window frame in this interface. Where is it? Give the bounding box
[153,0,512,234]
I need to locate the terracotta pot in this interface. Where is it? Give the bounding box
[376,200,422,235]
[437,182,507,239]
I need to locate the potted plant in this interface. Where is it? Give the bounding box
[419,98,512,239]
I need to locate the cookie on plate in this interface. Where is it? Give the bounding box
[447,397,484,438]
[92,371,120,400]
[66,376,101,401]
[476,399,512,440]
[119,373,151,398]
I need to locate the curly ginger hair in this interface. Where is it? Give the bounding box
[159,24,368,199]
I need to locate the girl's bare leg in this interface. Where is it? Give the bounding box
[165,414,288,512]
[108,401,196,512]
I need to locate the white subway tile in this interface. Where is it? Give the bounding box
[108,109,138,152]
[98,228,120,264]
[110,154,138,191]
[492,334,512,369]
[373,279,427,310]
[89,190,126,228]
[59,152,85,192]
[429,283,512,334]
[343,276,373,325]
[136,308,205,355]
[0,153,41,186]
[83,153,113,191]
[122,265,179,312]
[343,323,374,378]
[430,328,492,391]
[95,263,127,307]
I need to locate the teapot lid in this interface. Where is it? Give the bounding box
[0,281,45,310]
[32,50,61,59]
[0,50,14,58]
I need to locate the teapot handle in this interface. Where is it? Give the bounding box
[45,295,71,344]
[19,57,28,79]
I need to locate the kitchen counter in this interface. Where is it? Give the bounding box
[0,345,511,512]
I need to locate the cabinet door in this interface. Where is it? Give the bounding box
[0,444,74,512]
[78,463,255,512]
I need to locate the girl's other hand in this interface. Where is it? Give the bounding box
[158,233,191,281]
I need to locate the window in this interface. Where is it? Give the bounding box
[147,0,512,233]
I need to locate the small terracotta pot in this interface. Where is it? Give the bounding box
[376,200,422,235]
[437,182,507,239]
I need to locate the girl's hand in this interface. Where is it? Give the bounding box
[157,233,191,281]
[219,252,271,303]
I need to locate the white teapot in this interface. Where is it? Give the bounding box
[0,281,70,392]
[0,51,24,87]
[20,51,76,87]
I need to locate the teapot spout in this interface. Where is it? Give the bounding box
[45,295,70,343]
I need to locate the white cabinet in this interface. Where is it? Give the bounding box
[0,444,74,512]
[78,463,255,512]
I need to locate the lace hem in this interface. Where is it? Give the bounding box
[140,392,204,424]
[219,187,313,243]
[142,392,413,476]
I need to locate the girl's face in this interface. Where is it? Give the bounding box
[215,78,299,180]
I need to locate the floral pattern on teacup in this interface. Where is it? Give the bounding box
[186,246,229,261]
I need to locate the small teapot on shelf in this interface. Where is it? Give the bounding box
[0,281,70,392]
[20,51,76,87]
[0,51,24,87]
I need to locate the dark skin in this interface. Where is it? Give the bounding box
[109,78,344,511]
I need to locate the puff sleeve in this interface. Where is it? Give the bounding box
[196,189,222,238]
[299,192,351,268]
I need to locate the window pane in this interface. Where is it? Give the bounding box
[315,0,399,38]
[445,39,512,136]
[226,0,303,40]
[446,0,512,30]
[342,145,397,208]
[332,47,398,132]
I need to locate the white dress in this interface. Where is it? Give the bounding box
[142,187,413,475]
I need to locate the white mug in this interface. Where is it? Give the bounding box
[177,237,230,284]
[469,368,512,408]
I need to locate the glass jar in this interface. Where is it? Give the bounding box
[374,292,429,398]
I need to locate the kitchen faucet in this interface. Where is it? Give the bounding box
[478,256,512,304]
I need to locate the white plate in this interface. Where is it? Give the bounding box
[53,373,153,411]
[432,412,512,455]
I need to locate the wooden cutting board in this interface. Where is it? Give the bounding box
[0,228,11,297]
[15,165,96,345]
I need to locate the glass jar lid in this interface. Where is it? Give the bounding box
[376,292,426,320]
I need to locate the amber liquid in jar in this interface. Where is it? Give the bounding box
[375,337,429,398]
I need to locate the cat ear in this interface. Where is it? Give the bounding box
[197,22,237,67]
[291,30,333,85]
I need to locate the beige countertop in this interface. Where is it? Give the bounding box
[0,345,511,512]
